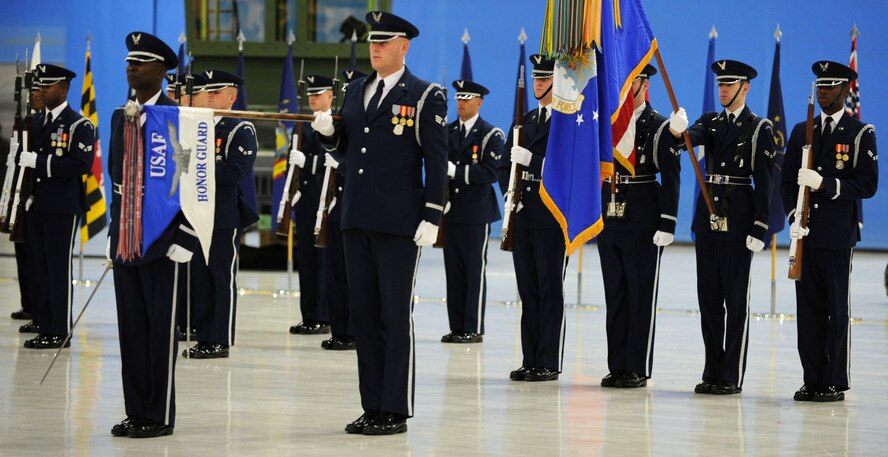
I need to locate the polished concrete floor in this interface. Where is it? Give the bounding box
[1,239,887,456]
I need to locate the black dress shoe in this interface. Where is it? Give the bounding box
[615,372,648,388]
[23,334,70,349]
[127,418,173,438]
[111,417,138,437]
[440,332,456,343]
[289,321,331,335]
[10,308,32,320]
[601,372,621,388]
[345,411,378,434]
[18,321,40,333]
[363,412,408,435]
[452,332,483,344]
[694,381,716,394]
[510,366,529,381]
[525,367,559,382]
[711,382,742,395]
[182,343,230,359]
[813,385,845,402]
[323,336,356,351]
[176,326,198,341]
[793,384,814,401]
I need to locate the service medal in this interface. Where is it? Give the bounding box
[393,124,404,136]
[842,154,849,161]
[836,160,844,170]
[51,141,57,147]
[392,116,400,125]
[399,118,407,126]
[406,119,414,127]
[55,149,63,156]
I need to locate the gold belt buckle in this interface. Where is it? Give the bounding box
[606,201,627,219]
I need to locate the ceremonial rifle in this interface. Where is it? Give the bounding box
[275,59,306,238]
[500,65,526,252]
[0,56,23,232]
[314,58,340,248]
[788,83,816,280]
[9,50,35,243]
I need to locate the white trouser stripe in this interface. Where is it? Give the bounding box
[737,254,753,386]
[846,249,853,384]
[165,264,179,425]
[645,246,663,377]
[475,224,490,334]
[227,230,238,346]
[66,216,78,333]
[407,247,421,417]
[557,253,568,372]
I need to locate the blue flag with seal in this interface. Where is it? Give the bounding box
[540,0,656,254]
[143,105,216,262]
[764,29,787,248]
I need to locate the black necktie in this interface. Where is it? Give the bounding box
[366,80,385,118]
[44,112,52,126]
[459,123,466,148]
[728,113,736,125]
[539,107,548,125]
[822,117,833,142]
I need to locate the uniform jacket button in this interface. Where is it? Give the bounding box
[361,147,366,153]
[814,203,819,209]
[363,127,370,133]
[720,162,726,167]
[36,177,42,182]
[454,188,460,193]
[358,169,364,174]
[714,196,719,202]
[817,166,822,171]
[526,187,531,191]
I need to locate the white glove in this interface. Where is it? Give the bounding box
[790,220,809,239]
[290,190,302,206]
[105,237,112,261]
[798,168,823,190]
[444,201,451,214]
[413,221,439,246]
[745,235,765,253]
[328,197,337,212]
[652,230,674,247]
[511,145,532,166]
[25,195,33,212]
[324,152,340,169]
[669,108,688,134]
[18,150,37,169]
[288,149,306,168]
[166,244,193,263]
[312,111,335,137]
[447,162,456,178]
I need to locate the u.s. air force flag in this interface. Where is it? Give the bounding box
[143,105,216,262]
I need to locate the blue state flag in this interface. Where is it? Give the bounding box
[764,36,787,248]
[514,29,529,121]
[270,42,298,231]
[143,105,216,261]
[460,30,473,81]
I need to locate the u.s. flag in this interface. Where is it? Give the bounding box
[142,105,216,262]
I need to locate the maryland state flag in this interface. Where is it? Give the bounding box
[540,0,656,253]
[270,38,298,232]
[79,42,108,243]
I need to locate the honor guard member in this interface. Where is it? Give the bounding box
[669,59,775,395]
[108,32,195,438]
[440,79,504,344]
[288,75,333,336]
[311,11,447,435]
[498,54,568,382]
[181,70,259,359]
[598,64,680,388]
[164,72,208,108]
[781,61,877,402]
[9,91,44,323]
[18,64,95,348]
[318,69,367,351]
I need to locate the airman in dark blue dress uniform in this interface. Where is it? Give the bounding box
[288,75,332,336]
[318,70,365,351]
[669,59,775,395]
[781,61,878,402]
[597,64,680,388]
[182,70,258,359]
[108,32,195,438]
[440,79,503,344]
[311,11,447,435]
[19,64,95,349]
[498,54,569,383]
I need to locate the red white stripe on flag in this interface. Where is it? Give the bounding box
[612,91,636,175]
